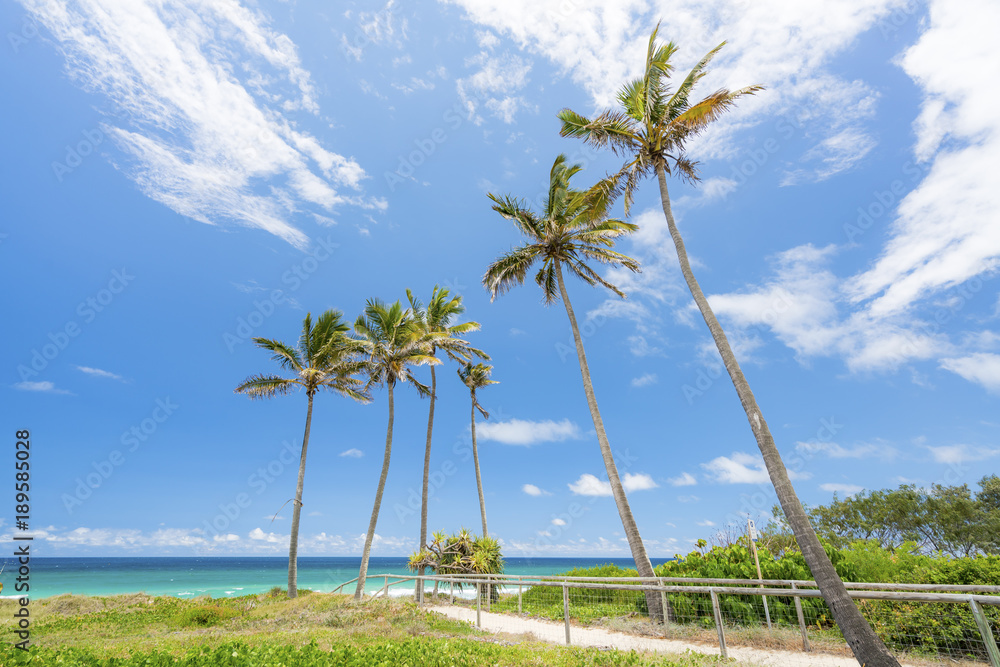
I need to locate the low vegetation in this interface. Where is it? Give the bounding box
[0,590,730,666]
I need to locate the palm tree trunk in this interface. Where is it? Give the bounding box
[288,393,313,599]
[417,365,437,604]
[471,389,488,537]
[554,259,664,623]
[355,383,395,600]
[655,165,899,665]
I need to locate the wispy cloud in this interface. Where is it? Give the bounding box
[568,473,658,496]
[925,444,1000,465]
[668,472,698,487]
[14,381,72,394]
[630,373,658,388]
[702,452,812,484]
[820,483,864,495]
[522,483,552,496]
[477,418,581,445]
[339,448,364,458]
[22,0,379,247]
[76,366,125,382]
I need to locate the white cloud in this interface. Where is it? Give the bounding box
[478,418,581,445]
[678,495,700,503]
[926,444,1000,465]
[456,42,532,124]
[14,381,72,394]
[846,0,1000,318]
[568,472,658,496]
[551,518,566,526]
[696,520,716,527]
[668,472,698,487]
[940,353,1000,393]
[522,483,551,496]
[630,373,658,388]
[339,448,364,458]
[22,0,374,247]
[249,527,285,543]
[702,451,812,484]
[795,440,899,460]
[76,366,126,381]
[820,483,864,495]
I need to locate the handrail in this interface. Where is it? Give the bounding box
[331,577,359,594]
[391,572,1000,594]
[377,573,1000,606]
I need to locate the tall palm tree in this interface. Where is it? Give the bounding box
[558,26,899,666]
[483,154,664,622]
[235,310,368,598]
[353,298,440,600]
[457,362,498,537]
[406,286,487,603]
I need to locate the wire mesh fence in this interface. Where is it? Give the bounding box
[380,574,1000,666]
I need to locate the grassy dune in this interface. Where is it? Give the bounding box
[0,590,729,666]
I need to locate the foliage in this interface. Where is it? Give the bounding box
[409,529,504,578]
[767,476,1000,557]
[514,542,1000,661]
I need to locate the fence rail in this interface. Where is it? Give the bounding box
[352,573,1000,666]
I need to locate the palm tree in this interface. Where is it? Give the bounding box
[406,286,486,603]
[483,154,664,622]
[353,298,440,600]
[558,25,899,666]
[235,310,368,598]
[457,362,498,537]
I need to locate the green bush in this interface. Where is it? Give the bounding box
[173,604,239,628]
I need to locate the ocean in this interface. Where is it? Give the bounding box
[4,557,673,600]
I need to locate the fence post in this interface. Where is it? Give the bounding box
[476,583,481,628]
[710,588,728,659]
[486,574,491,612]
[791,582,811,652]
[563,584,571,645]
[518,578,522,614]
[969,598,1000,667]
[658,578,672,627]
[382,574,388,598]
[450,579,454,605]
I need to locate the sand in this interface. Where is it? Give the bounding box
[428,604,923,667]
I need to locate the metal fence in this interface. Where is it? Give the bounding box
[338,573,1000,666]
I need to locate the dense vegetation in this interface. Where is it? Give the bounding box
[508,541,1000,661]
[774,476,1000,557]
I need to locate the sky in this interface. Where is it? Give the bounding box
[2,0,998,559]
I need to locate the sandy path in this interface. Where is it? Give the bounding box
[428,605,919,667]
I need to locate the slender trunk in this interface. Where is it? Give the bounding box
[355,383,395,600]
[655,165,899,666]
[417,365,437,603]
[554,259,663,623]
[471,389,488,537]
[288,393,314,599]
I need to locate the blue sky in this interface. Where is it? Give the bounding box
[2,0,998,558]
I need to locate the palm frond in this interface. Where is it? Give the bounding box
[234,374,300,399]
[252,338,303,372]
[483,245,543,301]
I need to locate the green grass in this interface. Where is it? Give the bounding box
[0,592,733,666]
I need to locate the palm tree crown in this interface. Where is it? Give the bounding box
[407,286,486,363]
[354,298,441,391]
[558,23,763,211]
[484,154,640,302]
[458,362,498,418]
[235,310,369,402]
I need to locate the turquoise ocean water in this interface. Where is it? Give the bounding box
[4,557,673,600]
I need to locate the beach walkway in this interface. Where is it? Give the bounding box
[428,605,919,667]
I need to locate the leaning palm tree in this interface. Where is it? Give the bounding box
[558,26,899,666]
[483,154,664,622]
[406,286,487,603]
[353,298,441,600]
[235,310,368,598]
[457,362,498,537]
